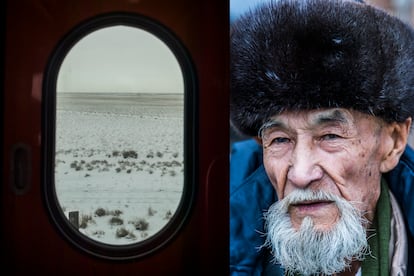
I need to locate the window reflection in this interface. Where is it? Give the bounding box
[55,26,184,245]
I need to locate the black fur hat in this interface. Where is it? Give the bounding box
[231,0,414,136]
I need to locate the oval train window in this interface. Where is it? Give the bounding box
[42,13,197,259]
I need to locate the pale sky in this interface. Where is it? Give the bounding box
[57,25,184,93]
[230,0,271,21]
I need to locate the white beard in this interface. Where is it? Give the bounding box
[263,189,370,275]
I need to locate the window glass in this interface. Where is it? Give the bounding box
[54,25,185,245]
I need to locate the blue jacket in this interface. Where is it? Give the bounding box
[230,139,414,275]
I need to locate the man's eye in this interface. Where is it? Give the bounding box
[272,137,290,144]
[321,134,341,140]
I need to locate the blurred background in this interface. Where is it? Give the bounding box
[230,0,414,23]
[369,0,414,23]
[229,0,414,147]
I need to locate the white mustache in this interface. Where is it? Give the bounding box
[280,189,341,210]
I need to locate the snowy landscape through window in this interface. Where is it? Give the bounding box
[55,25,185,245]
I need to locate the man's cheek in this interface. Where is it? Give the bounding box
[264,162,286,194]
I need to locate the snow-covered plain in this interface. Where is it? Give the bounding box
[55,92,184,245]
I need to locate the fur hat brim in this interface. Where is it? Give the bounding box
[231,0,414,136]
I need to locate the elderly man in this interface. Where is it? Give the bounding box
[230,0,414,275]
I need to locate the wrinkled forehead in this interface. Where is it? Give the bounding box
[258,108,382,137]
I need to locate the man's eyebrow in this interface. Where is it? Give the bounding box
[313,110,349,126]
[258,109,351,137]
[258,120,286,137]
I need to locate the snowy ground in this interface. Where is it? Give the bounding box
[55,92,184,245]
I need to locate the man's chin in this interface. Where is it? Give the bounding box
[264,190,369,275]
[288,201,341,231]
[290,215,339,232]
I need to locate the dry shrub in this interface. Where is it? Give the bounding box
[109,209,123,216]
[95,208,107,217]
[116,227,129,238]
[80,214,94,229]
[133,218,149,231]
[109,216,124,226]
[122,150,138,159]
[147,207,156,216]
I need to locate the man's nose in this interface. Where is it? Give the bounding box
[287,142,323,188]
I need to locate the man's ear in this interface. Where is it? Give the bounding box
[380,117,412,173]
